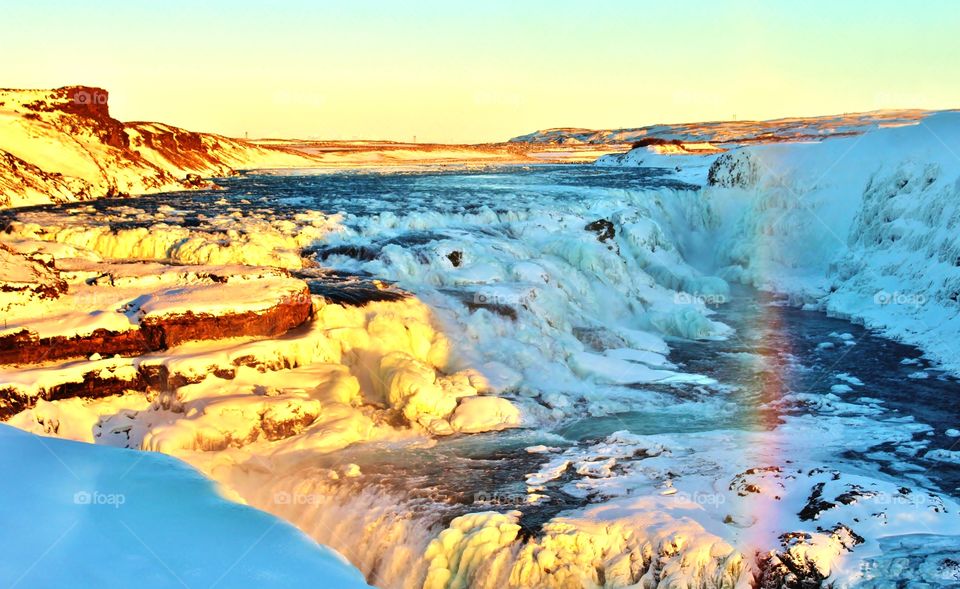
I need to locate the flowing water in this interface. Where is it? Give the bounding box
[6,165,960,587]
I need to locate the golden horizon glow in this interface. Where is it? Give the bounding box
[3,0,959,143]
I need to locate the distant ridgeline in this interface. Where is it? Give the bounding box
[508,109,939,146]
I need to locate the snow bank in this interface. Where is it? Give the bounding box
[596,144,725,186]
[598,112,960,372]
[0,424,372,588]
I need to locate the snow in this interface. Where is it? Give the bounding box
[708,114,960,372]
[5,289,535,499]
[5,110,960,588]
[596,144,723,186]
[836,373,865,387]
[924,449,960,465]
[569,350,712,385]
[0,424,372,589]
[420,503,747,589]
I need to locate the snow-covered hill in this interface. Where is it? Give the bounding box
[0,86,319,208]
[513,109,939,146]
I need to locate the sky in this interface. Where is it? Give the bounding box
[2,0,959,143]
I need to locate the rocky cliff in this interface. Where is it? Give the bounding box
[0,86,318,208]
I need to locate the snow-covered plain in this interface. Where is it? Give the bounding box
[3,113,960,588]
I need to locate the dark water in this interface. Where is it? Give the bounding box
[561,288,960,495]
[0,165,695,231]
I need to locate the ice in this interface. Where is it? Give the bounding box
[835,373,865,386]
[924,449,960,465]
[420,501,747,589]
[449,396,522,433]
[524,444,560,454]
[3,208,341,269]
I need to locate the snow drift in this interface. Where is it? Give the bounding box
[0,424,372,588]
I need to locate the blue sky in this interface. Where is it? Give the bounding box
[3,0,958,142]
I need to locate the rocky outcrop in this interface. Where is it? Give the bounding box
[139,289,312,349]
[585,218,615,242]
[756,524,864,589]
[0,287,312,417]
[0,244,66,303]
[0,150,92,207]
[707,150,761,188]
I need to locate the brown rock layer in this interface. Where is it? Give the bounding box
[0,370,146,420]
[0,286,313,366]
[139,289,313,349]
[0,287,313,418]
